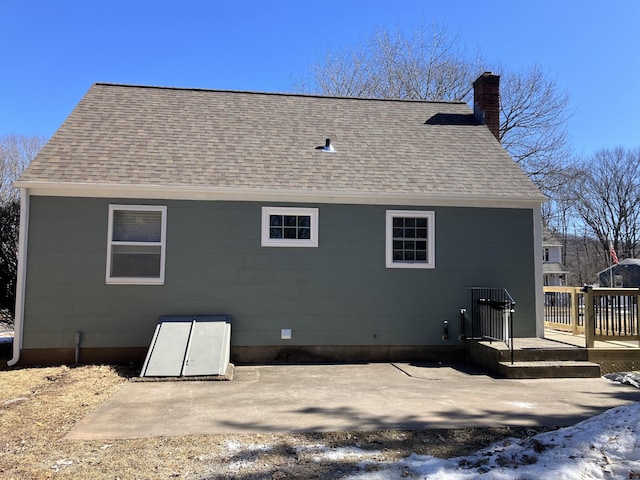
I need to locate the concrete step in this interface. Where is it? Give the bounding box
[504,348,590,363]
[498,360,601,379]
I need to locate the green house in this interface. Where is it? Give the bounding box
[10,74,546,366]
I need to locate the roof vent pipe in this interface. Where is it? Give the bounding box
[321,138,335,153]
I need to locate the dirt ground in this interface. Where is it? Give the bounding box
[0,363,555,480]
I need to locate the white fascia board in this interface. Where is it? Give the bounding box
[543,265,570,274]
[16,181,547,209]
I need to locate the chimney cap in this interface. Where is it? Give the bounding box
[473,71,500,85]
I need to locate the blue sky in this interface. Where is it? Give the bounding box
[1,0,638,155]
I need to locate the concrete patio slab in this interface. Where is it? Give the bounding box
[66,363,640,440]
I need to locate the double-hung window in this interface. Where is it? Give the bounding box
[106,205,167,284]
[386,210,435,269]
[261,207,319,247]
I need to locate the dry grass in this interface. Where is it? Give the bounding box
[0,364,551,479]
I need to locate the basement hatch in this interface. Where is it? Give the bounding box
[140,315,231,377]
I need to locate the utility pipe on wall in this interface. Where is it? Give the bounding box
[74,331,81,365]
[442,320,449,341]
[459,308,467,341]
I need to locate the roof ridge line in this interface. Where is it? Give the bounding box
[92,82,466,105]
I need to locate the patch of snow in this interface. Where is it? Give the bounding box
[224,440,269,453]
[342,402,640,480]
[227,459,253,472]
[314,446,381,462]
[294,443,326,453]
[51,459,74,472]
[223,440,243,451]
[605,371,640,389]
[224,439,272,472]
[296,444,380,459]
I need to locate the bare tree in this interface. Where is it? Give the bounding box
[0,134,46,320]
[298,22,573,200]
[570,147,640,263]
[564,227,610,285]
[498,64,572,192]
[299,22,482,101]
[0,134,47,203]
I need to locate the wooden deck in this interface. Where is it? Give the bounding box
[476,330,640,352]
[543,286,640,348]
[544,328,640,349]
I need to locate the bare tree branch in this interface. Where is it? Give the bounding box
[299,21,482,101]
[498,64,573,192]
[569,147,640,262]
[0,134,47,203]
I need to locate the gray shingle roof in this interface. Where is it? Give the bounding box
[542,228,563,246]
[597,258,640,276]
[18,83,545,204]
[543,263,569,274]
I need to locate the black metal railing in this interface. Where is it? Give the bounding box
[471,287,516,364]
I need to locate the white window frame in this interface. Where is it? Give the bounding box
[106,204,167,285]
[261,206,319,247]
[386,210,435,269]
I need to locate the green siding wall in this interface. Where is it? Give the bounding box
[22,197,538,350]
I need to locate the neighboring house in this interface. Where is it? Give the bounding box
[10,73,546,366]
[542,228,569,286]
[597,259,640,287]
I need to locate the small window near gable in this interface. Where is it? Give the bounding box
[106,205,167,284]
[261,207,319,247]
[386,210,435,269]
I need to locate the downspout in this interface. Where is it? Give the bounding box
[532,206,544,338]
[8,188,29,366]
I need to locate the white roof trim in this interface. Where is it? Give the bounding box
[16,181,546,209]
[543,267,570,274]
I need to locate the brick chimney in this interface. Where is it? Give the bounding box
[473,72,500,141]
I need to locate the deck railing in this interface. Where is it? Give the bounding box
[543,286,583,334]
[543,286,640,347]
[583,286,640,347]
[471,287,515,364]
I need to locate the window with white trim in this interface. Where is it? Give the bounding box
[106,205,167,284]
[261,207,319,247]
[386,210,435,269]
